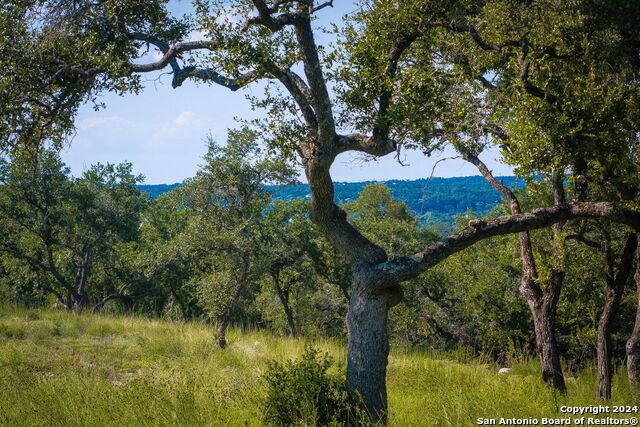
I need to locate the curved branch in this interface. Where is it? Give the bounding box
[369,202,640,288]
[335,133,397,156]
[565,233,603,250]
[172,66,260,89]
[518,38,562,109]
[293,13,335,141]
[128,34,220,74]
[463,153,540,292]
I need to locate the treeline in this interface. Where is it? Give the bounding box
[140,176,524,233]
[1,134,637,384]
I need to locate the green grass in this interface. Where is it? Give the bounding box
[0,305,636,426]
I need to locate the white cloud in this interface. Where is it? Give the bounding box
[173,111,197,125]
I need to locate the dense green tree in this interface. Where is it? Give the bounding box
[258,199,325,337]
[170,129,296,347]
[0,150,146,312]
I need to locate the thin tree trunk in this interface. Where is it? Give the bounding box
[598,290,618,400]
[597,233,637,400]
[346,278,402,423]
[273,274,297,337]
[467,155,567,390]
[216,281,244,349]
[216,252,251,349]
[626,241,640,395]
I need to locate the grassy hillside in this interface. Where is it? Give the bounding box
[0,306,635,426]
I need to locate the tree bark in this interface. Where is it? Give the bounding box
[531,282,566,391]
[597,233,637,400]
[346,276,402,423]
[626,243,640,395]
[216,282,243,349]
[598,290,617,401]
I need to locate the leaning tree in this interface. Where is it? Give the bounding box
[2,0,640,420]
[334,0,640,395]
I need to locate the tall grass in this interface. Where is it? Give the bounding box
[0,305,635,426]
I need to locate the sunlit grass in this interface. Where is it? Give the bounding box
[0,305,635,426]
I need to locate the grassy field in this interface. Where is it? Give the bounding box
[0,305,636,426]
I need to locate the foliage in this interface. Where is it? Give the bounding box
[263,346,349,426]
[0,150,146,311]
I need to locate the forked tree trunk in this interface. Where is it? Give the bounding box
[466,155,567,391]
[346,278,402,423]
[626,245,640,395]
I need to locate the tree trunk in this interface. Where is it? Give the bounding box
[626,246,640,394]
[273,274,297,337]
[597,288,618,400]
[216,253,251,349]
[346,278,402,423]
[277,289,297,338]
[467,156,567,391]
[216,281,244,349]
[68,288,84,314]
[597,233,636,400]
[532,299,566,391]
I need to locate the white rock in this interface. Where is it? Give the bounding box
[498,368,511,374]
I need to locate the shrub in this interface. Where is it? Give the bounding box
[263,346,349,426]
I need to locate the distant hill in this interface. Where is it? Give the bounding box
[138,183,182,199]
[139,176,523,231]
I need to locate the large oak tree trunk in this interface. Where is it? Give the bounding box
[346,278,402,423]
[626,245,640,395]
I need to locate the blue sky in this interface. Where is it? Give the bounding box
[60,0,512,184]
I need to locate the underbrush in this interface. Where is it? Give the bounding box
[0,305,635,426]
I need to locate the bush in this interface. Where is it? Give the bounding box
[263,346,350,426]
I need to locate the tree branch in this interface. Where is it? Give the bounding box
[242,0,306,31]
[128,33,220,74]
[517,38,562,109]
[463,153,540,298]
[566,234,603,250]
[369,202,640,288]
[335,133,397,157]
[172,67,260,89]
